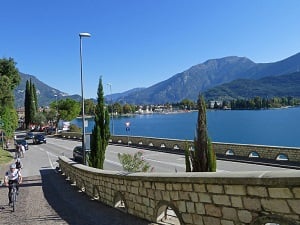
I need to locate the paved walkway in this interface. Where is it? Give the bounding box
[0,163,154,225]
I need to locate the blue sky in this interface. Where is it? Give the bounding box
[1,0,300,98]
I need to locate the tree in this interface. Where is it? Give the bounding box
[24,79,37,129]
[84,99,96,115]
[57,98,81,122]
[0,57,20,89]
[0,107,18,138]
[32,112,47,128]
[0,57,20,137]
[123,104,132,114]
[184,142,191,172]
[89,77,110,169]
[185,94,216,172]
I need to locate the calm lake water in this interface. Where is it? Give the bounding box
[72,107,300,148]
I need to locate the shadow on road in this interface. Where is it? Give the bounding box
[40,169,153,225]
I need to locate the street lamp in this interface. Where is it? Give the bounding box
[54,94,58,134]
[125,122,130,145]
[107,83,114,135]
[79,32,91,165]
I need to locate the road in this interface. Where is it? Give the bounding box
[0,135,295,224]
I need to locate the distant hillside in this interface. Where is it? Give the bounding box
[203,72,300,100]
[113,52,300,104]
[14,52,300,107]
[114,56,256,104]
[14,73,81,108]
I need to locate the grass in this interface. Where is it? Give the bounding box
[0,148,13,165]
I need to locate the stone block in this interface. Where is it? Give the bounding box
[182,213,193,224]
[155,182,165,190]
[288,199,300,214]
[177,201,187,212]
[205,204,222,217]
[142,197,150,206]
[198,193,212,203]
[131,186,139,195]
[139,187,147,196]
[131,181,140,187]
[166,183,172,191]
[195,202,205,214]
[225,185,246,195]
[237,210,252,223]
[179,191,190,200]
[192,214,204,225]
[154,190,162,200]
[170,191,179,200]
[147,189,155,199]
[202,216,221,225]
[247,186,268,197]
[189,192,198,202]
[194,184,206,192]
[143,181,151,188]
[243,197,261,211]
[231,196,243,208]
[222,207,237,220]
[268,187,293,198]
[221,219,235,225]
[186,202,195,213]
[261,199,290,213]
[213,194,231,206]
[207,184,224,194]
[173,183,182,191]
[182,183,193,191]
[292,187,300,198]
[162,191,171,201]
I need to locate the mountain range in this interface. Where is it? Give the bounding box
[14,52,300,107]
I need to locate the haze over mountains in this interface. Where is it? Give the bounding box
[14,52,300,107]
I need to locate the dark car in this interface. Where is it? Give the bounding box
[25,132,35,140]
[15,139,29,151]
[73,146,83,163]
[33,134,46,144]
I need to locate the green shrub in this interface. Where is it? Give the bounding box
[118,151,153,172]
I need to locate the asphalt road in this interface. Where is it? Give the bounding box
[0,135,295,225]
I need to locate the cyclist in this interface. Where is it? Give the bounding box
[15,158,23,170]
[4,164,22,206]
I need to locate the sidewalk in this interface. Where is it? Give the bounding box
[0,148,154,225]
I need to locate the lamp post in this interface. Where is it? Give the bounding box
[79,32,91,165]
[125,122,130,145]
[54,94,58,134]
[107,83,114,135]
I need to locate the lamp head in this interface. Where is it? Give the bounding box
[79,32,91,38]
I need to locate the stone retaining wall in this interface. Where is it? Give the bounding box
[58,156,300,225]
[110,135,300,162]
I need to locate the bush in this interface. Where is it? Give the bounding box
[118,151,153,172]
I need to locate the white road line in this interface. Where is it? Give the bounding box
[37,147,58,169]
[105,159,122,167]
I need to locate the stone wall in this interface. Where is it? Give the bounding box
[109,135,300,163]
[58,156,300,225]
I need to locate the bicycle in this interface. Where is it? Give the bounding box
[9,183,18,212]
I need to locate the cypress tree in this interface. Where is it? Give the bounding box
[24,80,30,128]
[184,141,191,172]
[89,77,110,169]
[187,94,216,172]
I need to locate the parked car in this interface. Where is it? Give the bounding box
[25,132,35,140]
[15,139,29,151]
[33,134,46,144]
[73,146,83,163]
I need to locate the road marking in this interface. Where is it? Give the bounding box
[37,147,58,169]
[105,159,122,167]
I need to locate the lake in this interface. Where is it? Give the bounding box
[71,106,300,148]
